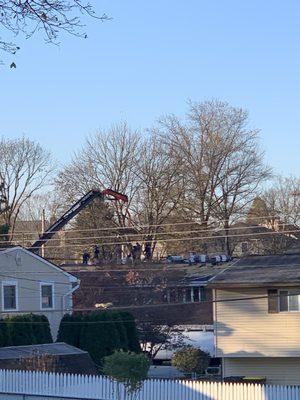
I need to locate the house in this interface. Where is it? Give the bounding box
[209,254,300,385]
[0,246,79,339]
[0,342,97,375]
[65,261,229,359]
[163,220,299,258]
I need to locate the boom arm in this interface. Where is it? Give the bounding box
[30,189,128,251]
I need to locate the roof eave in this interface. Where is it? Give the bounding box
[209,282,300,289]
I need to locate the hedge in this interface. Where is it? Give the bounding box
[57,311,140,365]
[0,314,53,347]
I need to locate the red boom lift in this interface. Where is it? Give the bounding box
[30,188,129,252]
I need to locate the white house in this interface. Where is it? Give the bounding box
[209,254,300,385]
[0,246,79,339]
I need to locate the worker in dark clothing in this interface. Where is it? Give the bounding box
[132,245,137,261]
[93,245,100,260]
[144,243,151,260]
[82,252,90,265]
[135,242,141,261]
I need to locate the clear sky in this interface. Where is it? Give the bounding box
[0,0,299,175]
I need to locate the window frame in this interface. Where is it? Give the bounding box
[2,280,18,312]
[40,282,54,310]
[278,289,300,313]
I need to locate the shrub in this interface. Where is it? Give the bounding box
[118,312,140,353]
[57,313,83,347]
[30,314,53,344]
[17,350,58,372]
[109,311,129,351]
[79,311,121,365]
[103,351,150,399]
[4,314,52,347]
[172,346,210,375]
[0,319,9,347]
[7,315,35,346]
[57,311,140,366]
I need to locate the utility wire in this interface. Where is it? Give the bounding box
[0,292,296,317]
[24,227,300,250]
[6,214,282,237]
[8,223,292,244]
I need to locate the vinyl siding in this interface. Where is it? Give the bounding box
[215,288,300,357]
[0,248,74,339]
[223,357,300,385]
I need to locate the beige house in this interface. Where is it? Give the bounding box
[0,246,79,339]
[209,254,300,385]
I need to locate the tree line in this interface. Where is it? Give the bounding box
[0,100,299,257]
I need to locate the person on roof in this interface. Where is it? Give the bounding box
[82,251,90,265]
[93,245,100,260]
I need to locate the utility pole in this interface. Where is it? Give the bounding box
[41,209,45,258]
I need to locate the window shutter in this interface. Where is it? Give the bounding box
[268,289,279,313]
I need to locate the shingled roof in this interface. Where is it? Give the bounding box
[208,254,300,288]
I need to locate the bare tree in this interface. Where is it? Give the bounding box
[17,191,60,224]
[159,100,234,227]
[159,100,270,255]
[262,176,300,229]
[56,122,141,230]
[17,351,59,373]
[134,133,185,256]
[138,323,185,360]
[0,1,109,61]
[0,136,53,238]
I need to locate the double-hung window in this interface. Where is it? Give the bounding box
[2,281,18,311]
[279,289,300,312]
[40,283,54,310]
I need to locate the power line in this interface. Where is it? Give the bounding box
[24,227,300,250]
[7,214,283,237]
[0,291,295,316]
[9,223,291,245]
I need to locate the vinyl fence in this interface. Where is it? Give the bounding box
[0,369,299,400]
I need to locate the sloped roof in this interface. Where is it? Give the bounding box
[0,246,78,283]
[0,343,86,359]
[208,254,300,288]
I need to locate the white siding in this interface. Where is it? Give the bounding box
[223,357,300,386]
[0,248,76,339]
[215,288,300,357]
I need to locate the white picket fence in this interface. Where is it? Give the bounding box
[0,369,299,400]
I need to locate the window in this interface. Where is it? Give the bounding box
[41,284,54,309]
[279,289,300,312]
[164,287,206,304]
[189,287,206,303]
[2,282,17,311]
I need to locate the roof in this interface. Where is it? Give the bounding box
[208,254,300,288]
[0,343,87,360]
[0,246,78,283]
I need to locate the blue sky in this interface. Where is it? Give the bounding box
[0,0,299,175]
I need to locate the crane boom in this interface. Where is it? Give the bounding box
[30,189,128,252]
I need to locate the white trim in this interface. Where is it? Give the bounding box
[40,282,54,310]
[0,247,78,283]
[279,288,300,312]
[2,280,18,312]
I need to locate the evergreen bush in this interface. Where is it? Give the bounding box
[172,346,210,375]
[0,319,9,347]
[7,315,35,346]
[57,310,140,365]
[118,312,140,353]
[30,314,53,344]
[57,313,83,347]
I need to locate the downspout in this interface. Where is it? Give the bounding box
[62,279,80,316]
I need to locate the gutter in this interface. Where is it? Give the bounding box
[206,258,241,287]
[62,280,80,314]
